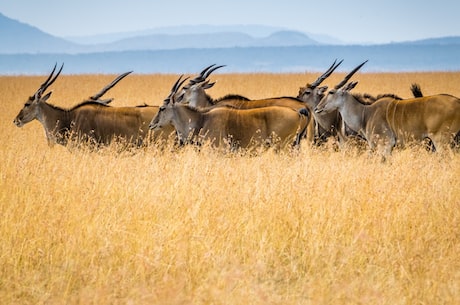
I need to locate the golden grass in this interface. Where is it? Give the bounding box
[1,72,459,304]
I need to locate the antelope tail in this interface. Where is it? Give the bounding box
[410,83,423,98]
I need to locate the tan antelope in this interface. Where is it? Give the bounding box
[174,64,251,108]
[315,80,460,158]
[149,76,310,151]
[13,64,173,147]
[170,65,312,141]
[299,61,409,149]
[176,64,310,112]
[407,83,459,150]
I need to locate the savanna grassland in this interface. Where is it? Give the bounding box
[0,71,459,305]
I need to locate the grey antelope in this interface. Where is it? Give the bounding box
[13,64,172,147]
[298,60,369,147]
[315,81,460,158]
[149,76,310,151]
[298,60,415,148]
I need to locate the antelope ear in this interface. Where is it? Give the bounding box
[175,92,185,103]
[347,81,358,91]
[41,91,53,102]
[201,80,215,90]
[318,86,328,94]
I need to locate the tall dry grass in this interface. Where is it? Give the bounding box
[0,72,459,305]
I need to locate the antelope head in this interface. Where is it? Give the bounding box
[150,75,188,130]
[13,63,64,127]
[297,59,343,108]
[187,64,226,86]
[174,64,225,106]
[315,60,367,114]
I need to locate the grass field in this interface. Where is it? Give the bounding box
[1,71,459,304]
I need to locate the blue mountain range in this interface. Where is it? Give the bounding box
[1,12,459,74]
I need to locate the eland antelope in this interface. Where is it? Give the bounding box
[297,59,343,144]
[175,64,309,113]
[13,64,173,147]
[315,81,460,158]
[170,65,313,142]
[298,60,368,147]
[407,83,459,150]
[149,76,310,151]
[174,64,250,108]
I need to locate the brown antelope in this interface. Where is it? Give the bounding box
[297,61,420,145]
[149,76,310,151]
[13,64,174,147]
[315,81,460,158]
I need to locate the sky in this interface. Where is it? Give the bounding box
[1,0,460,44]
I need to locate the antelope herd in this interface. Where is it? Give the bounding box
[13,61,460,159]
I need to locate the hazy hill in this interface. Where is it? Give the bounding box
[2,44,460,74]
[89,32,254,51]
[85,30,319,52]
[1,12,460,73]
[66,24,342,45]
[66,24,290,44]
[257,31,318,46]
[1,13,320,54]
[0,13,80,54]
[400,36,460,45]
